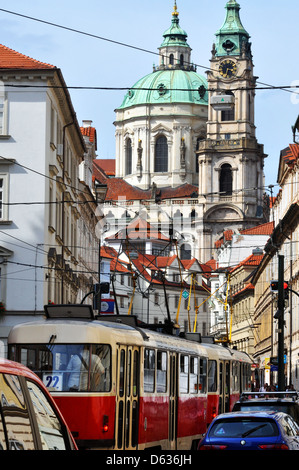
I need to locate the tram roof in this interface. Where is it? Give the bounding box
[8,317,251,363]
[8,317,209,356]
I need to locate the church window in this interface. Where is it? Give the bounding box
[191,209,196,224]
[180,54,184,66]
[169,54,174,65]
[220,164,232,195]
[181,243,191,260]
[154,136,168,172]
[125,138,132,175]
[196,136,205,172]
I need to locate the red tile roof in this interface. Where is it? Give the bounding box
[281,143,299,167]
[0,43,55,69]
[94,159,115,176]
[215,222,274,248]
[81,126,97,146]
[232,282,254,298]
[240,221,274,236]
[100,246,130,273]
[230,253,264,273]
[215,230,234,248]
[93,166,198,202]
[106,216,170,241]
[92,160,109,185]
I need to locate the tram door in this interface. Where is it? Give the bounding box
[218,361,230,414]
[168,352,178,449]
[115,345,140,450]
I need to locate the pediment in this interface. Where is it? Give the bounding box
[0,246,13,258]
[151,123,172,134]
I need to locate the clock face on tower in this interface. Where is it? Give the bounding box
[219,60,237,78]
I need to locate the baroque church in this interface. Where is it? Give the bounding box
[97,0,268,263]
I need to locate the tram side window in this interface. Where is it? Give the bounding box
[232,361,240,392]
[90,345,111,392]
[144,349,155,393]
[180,355,189,393]
[190,357,198,394]
[208,360,217,392]
[199,358,207,394]
[242,363,251,391]
[157,351,167,393]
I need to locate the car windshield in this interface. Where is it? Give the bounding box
[209,418,279,438]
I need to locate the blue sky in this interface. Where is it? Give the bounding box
[0,0,298,192]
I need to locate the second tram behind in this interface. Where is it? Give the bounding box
[8,304,252,450]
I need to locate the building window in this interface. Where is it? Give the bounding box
[221,92,235,121]
[125,138,132,175]
[0,95,6,135]
[220,163,232,195]
[0,175,8,220]
[169,54,174,65]
[181,243,191,260]
[180,54,184,66]
[196,136,205,172]
[154,136,168,172]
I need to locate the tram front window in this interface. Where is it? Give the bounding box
[14,344,111,393]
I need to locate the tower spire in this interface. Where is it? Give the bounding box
[172,0,179,17]
[158,0,192,70]
[215,0,251,57]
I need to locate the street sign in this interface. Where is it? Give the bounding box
[182,290,189,299]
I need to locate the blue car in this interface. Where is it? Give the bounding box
[198,411,299,450]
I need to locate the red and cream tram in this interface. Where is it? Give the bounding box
[8,304,252,450]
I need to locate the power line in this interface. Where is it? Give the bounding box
[0,8,298,97]
[2,82,299,95]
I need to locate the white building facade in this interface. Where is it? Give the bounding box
[0,46,98,354]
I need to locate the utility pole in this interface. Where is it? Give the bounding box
[277,255,285,391]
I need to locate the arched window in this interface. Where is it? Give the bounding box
[196,136,205,172]
[155,136,168,172]
[169,54,174,65]
[190,209,196,224]
[220,163,232,195]
[181,243,191,260]
[125,138,132,175]
[180,54,184,66]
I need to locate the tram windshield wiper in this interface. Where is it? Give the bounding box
[241,424,267,437]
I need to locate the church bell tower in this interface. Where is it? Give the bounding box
[196,0,267,261]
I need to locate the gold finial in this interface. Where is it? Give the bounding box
[172,0,179,16]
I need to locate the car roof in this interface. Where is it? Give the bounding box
[212,411,289,421]
[237,398,298,404]
[238,391,299,402]
[0,357,40,382]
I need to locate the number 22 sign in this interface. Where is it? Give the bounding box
[42,373,63,391]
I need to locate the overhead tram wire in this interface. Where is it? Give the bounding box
[0,153,293,203]
[3,83,299,94]
[0,8,298,97]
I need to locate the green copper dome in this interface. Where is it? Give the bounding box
[118,69,208,109]
[117,2,208,110]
